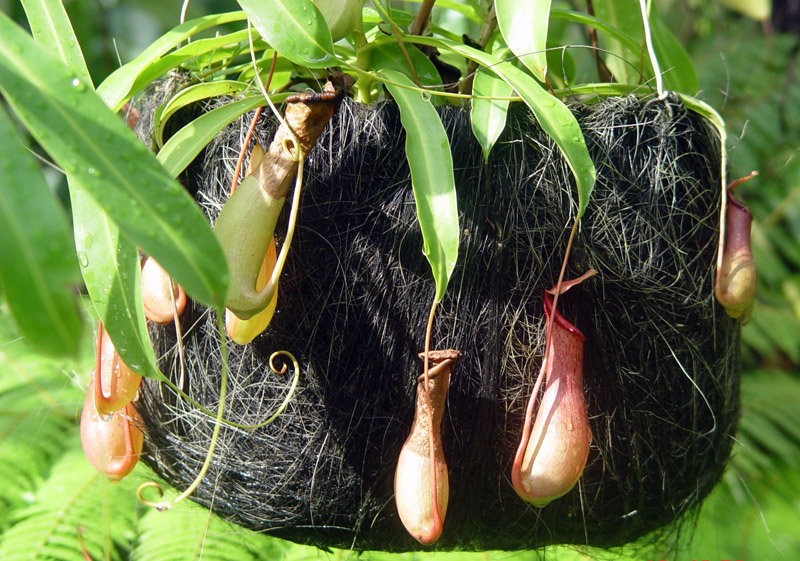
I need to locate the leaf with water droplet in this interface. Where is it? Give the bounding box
[380,69,459,303]
[20,0,93,87]
[239,0,335,68]
[0,15,227,310]
[70,186,162,381]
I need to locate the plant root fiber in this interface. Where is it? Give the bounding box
[136,93,739,552]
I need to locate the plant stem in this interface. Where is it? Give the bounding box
[586,0,614,82]
[409,0,436,36]
[461,4,496,96]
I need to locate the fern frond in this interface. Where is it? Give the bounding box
[0,327,85,533]
[727,369,800,498]
[0,441,140,561]
[132,487,289,561]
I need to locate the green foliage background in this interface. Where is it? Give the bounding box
[1,1,799,559]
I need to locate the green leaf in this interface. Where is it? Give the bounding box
[470,67,513,162]
[379,69,460,303]
[648,13,698,93]
[550,9,641,54]
[97,11,248,112]
[101,28,255,114]
[369,42,443,87]
[417,36,596,218]
[495,0,551,82]
[19,0,92,86]
[590,0,644,85]
[157,95,291,179]
[154,80,248,148]
[237,0,336,69]
[545,43,577,89]
[0,105,83,358]
[0,13,228,310]
[370,0,396,25]
[71,188,161,380]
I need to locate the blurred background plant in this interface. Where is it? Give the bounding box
[1,0,799,559]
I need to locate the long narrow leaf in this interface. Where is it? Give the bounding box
[238,0,336,68]
[495,0,551,82]
[103,28,255,114]
[18,0,156,372]
[403,0,483,24]
[20,0,92,86]
[0,106,83,358]
[71,188,160,379]
[0,13,227,309]
[154,80,247,148]
[648,12,698,93]
[414,37,596,218]
[97,11,247,111]
[157,95,290,178]
[590,0,644,85]
[380,69,459,302]
[550,9,641,53]
[471,68,513,161]
[370,42,443,87]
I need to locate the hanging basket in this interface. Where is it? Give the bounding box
[136,93,738,552]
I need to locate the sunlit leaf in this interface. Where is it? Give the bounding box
[97,11,248,111]
[470,67,512,162]
[0,13,228,310]
[648,15,697,93]
[71,189,161,380]
[590,0,644,85]
[20,0,92,86]
[154,80,248,148]
[238,0,335,69]
[370,42,442,87]
[403,0,483,24]
[545,43,577,88]
[550,9,640,53]
[157,94,291,179]
[496,0,551,82]
[0,445,140,561]
[416,36,596,218]
[134,486,285,561]
[380,69,459,302]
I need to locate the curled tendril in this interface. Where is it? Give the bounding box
[138,313,230,512]
[254,350,301,428]
[282,137,300,162]
[136,481,168,511]
[137,348,301,512]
